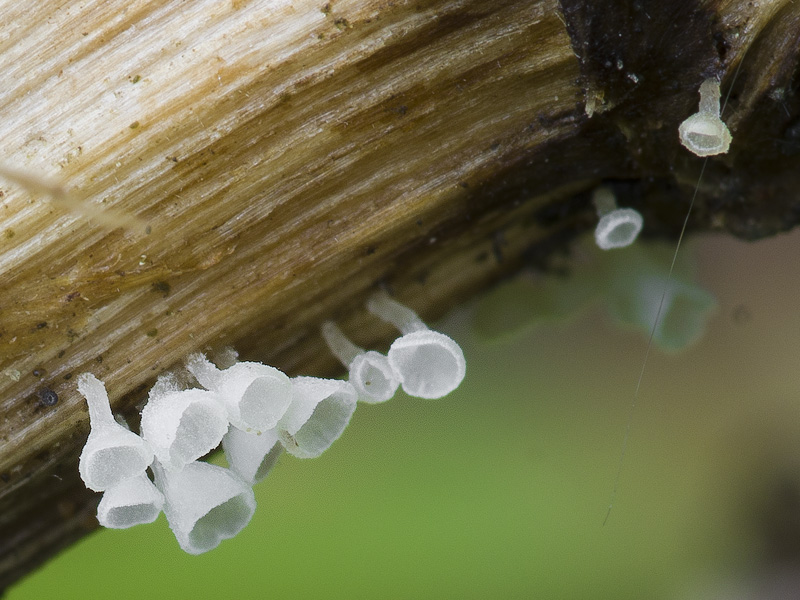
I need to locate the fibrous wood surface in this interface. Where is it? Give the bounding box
[1,0,799,589]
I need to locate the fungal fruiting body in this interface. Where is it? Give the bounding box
[592,186,643,250]
[186,353,292,433]
[366,291,466,399]
[139,386,229,471]
[76,291,466,554]
[77,373,154,492]
[152,460,256,555]
[278,377,358,459]
[222,427,282,485]
[602,244,717,352]
[627,274,717,351]
[321,321,399,403]
[678,78,732,156]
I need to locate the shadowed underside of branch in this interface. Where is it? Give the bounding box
[0,0,799,588]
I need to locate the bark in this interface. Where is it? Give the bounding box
[0,0,798,589]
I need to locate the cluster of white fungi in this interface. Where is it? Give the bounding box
[579,78,730,350]
[77,291,466,554]
[592,77,731,252]
[74,78,730,554]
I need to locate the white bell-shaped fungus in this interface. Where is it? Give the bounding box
[278,377,357,459]
[96,473,165,529]
[186,353,292,433]
[366,291,466,399]
[222,426,282,484]
[592,186,643,250]
[140,379,229,471]
[152,460,256,555]
[77,373,154,492]
[320,321,399,403]
[602,244,717,352]
[609,272,717,351]
[678,78,732,156]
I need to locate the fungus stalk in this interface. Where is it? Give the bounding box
[366,291,466,399]
[320,321,399,404]
[678,78,732,156]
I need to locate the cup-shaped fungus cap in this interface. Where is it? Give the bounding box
[678,78,732,156]
[592,186,643,251]
[595,208,644,250]
[77,373,154,492]
[278,377,357,459]
[97,473,165,529]
[348,351,400,403]
[140,386,229,471]
[387,330,467,399]
[222,426,282,484]
[612,273,717,352]
[602,244,717,352]
[366,291,466,399]
[321,321,400,404]
[186,354,292,433]
[153,460,256,555]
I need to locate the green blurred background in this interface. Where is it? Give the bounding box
[9,231,800,599]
